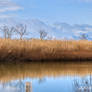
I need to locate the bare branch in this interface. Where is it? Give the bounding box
[79,33,88,40]
[39,29,47,40]
[0,25,15,39]
[15,24,27,40]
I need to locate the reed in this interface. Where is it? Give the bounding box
[0,39,92,61]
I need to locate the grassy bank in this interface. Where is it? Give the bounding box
[0,39,92,61]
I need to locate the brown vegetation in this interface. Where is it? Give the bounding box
[0,39,92,61]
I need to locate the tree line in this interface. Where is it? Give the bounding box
[0,24,88,40]
[0,24,49,40]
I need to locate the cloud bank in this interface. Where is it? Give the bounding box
[0,0,23,18]
[0,0,22,12]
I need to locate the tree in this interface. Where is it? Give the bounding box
[39,30,47,40]
[15,24,27,40]
[79,33,88,40]
[0,25,15,39]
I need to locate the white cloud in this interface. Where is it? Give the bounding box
[0,14,16,18]
[0,7,23,13]
[0,0,23,12]
[79,0,92,2]
[0,0,23,19]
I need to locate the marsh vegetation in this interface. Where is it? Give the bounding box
[0,39,92,61]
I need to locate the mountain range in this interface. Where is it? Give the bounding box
[0,18,92,40]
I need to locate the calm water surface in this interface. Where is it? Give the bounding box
[0,62,92,92]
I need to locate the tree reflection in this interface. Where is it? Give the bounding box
[73,74,92,92]
[38,78,46,84]
[0,80,32,92]
[26,82,32,92]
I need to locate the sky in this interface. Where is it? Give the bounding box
[0,0,92,25]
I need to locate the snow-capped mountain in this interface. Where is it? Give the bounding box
[0,18,92,40]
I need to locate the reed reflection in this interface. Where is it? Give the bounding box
[0,62,92,92]
[0,62,92,81]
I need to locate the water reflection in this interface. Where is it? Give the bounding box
[74,74,92,92]
[26,82,32,92]
[0,80,32,92]
[0,62,92,92]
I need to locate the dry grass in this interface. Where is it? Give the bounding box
[0,39,92,61]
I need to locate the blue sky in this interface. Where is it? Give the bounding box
[1,0,92,25]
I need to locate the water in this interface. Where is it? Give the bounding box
[0,62,92,92]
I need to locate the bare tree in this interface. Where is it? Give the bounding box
[0,25,15,39]
[39,30,47,40]
[15,24,27,40]
[79,33,88,40]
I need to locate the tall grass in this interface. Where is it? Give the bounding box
[0,39,92,61]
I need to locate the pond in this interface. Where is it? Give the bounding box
[0,61,92,92]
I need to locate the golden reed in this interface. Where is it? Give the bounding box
[0,39,92,61]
